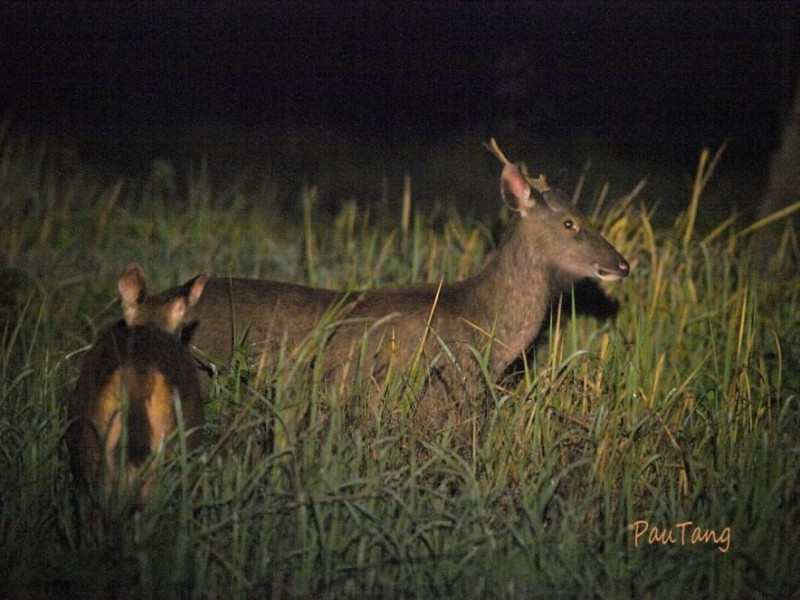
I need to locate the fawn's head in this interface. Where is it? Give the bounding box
[499,161,630,285]
[118,264,206,333]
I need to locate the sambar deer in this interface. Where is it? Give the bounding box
[154,142,630,432]
[67,265,206,502]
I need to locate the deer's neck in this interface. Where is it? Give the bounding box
[460,221,559,373]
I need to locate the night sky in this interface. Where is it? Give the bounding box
[1,2,798,191]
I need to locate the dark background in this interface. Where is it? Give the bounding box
[1,1,798,213]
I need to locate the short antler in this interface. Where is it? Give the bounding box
[485,138,512,166]
[485,138,551,194]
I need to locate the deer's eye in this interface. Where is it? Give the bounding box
[563,219,574,230]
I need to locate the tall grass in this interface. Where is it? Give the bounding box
[0,129,798,599]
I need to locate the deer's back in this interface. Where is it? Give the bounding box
[68,322,202,492]
[185,277,496,371]
[184,278,341,364]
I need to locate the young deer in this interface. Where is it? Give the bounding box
[67,265,206,502]
[163,144,630,432]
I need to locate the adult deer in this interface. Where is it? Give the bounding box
[163,142,629,431]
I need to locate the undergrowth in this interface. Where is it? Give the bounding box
[1,128,799,599]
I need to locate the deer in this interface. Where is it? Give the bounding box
[145,142,630,436]
[67,264,207,503]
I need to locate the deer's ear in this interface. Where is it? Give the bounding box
[118,264,147,325]
[165,297,188,333]
[540,188,570,212]
[500,163,534,214]
[187,275,207,307]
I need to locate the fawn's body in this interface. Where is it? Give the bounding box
[172,155,630,429]
[67,265,206,501]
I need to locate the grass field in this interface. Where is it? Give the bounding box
[1,126,799,599]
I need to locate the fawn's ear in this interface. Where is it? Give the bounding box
[163,274,206,332]
[500,163,535,215]
[164,297,188,333]
[118,264,148,326]
[187,275,207,307]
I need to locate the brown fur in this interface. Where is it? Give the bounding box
[153,161,629,433]
[67,265,206,502]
